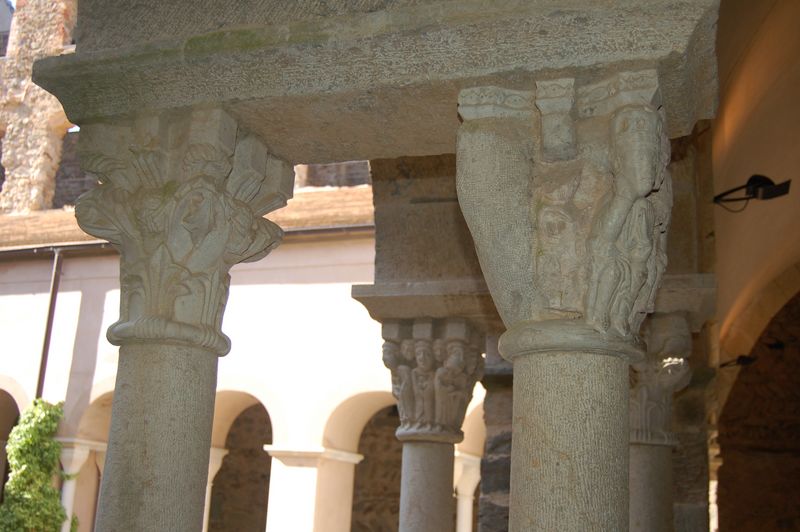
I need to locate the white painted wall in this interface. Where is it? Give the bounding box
[0,234,486,531]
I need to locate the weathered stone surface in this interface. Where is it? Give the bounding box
[53,131,96,208]
[717,291,800,531]
[351,406,403,532]
[0,0,75,212]
[35,1,718,163]
[370,155,481,284]
[208,404,272,532]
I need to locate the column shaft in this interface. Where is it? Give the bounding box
[630,444,673,532]
[511,353,628,531]
[399,442,455,532]
[95,345,217,532]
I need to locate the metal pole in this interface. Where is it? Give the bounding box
[36,249,63,399]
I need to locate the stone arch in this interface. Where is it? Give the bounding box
[208,390,272,532]
[350,403,403,532]
[716,262,800,416]
[716,289,800,531]
[0,375,28,415]
[0,387,21,499]
[322,390,396,453]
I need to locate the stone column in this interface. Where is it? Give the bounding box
[630,313,692,531]
[203,447,228,532]
[0,0,75,212]
[264,446,364,532]
[382,318,484,532]
[60,445,92,532]
[456,73,673,530]
[454,451,481,532]
[72,107,293,531]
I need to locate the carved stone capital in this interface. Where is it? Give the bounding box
[630,313,692,446]
[456,72,672,357]
[382,318,485,444]
[74,108,294,355]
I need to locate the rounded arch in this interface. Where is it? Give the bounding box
[716,263,800,418]
[322,390,395,453]
[76,391,114,442]
[0,376,29,414]
[720,261,800,364]
[63,374,116,437]
[211,390,264,448]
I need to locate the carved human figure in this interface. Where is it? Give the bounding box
[383,340,414,423]
[412,339,436,427]
[586,104,668,337]
[435,340,469,429]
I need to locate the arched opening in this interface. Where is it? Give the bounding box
[208,393,272,532]
[717,290,800,530]
[0,389,20,501]
[350,405,403,532]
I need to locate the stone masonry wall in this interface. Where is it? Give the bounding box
[208,404,272,532]
[53,130,95,208]
[717,291,800,531]
[0,0,75,212]
[351,405,403,532]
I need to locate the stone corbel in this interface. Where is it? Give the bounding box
[382,318,485,444]
[74,107,294,355]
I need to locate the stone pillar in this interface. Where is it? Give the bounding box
[95,450,106,477]
[60,445,92,532]
[72,107,293,531]
[630,313,692,531]
[264,446,364,532]
[0,0,75,212]
[203,447,228,532]
[454,451,481,532]
[382,318,484,532]
[456,73,673,530]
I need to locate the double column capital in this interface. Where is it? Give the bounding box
[456,70,672,359]
[382,318,484,444]
[74,107,294,355]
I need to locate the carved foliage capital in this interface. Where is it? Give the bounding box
[75,108,294,354]
[382,318,484,443]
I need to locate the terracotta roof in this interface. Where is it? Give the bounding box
[0,185,374,252]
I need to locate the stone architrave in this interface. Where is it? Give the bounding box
[456,71,673,530]
[73,107,293,532]
[630,313,692,532]
[0,0,75,212]
[382,318,484,532]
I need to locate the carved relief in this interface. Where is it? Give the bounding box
[382,319,484,443]
[456,70,672,347]
[585,104,671,338]
[630,313,692,445]
[74,108,294,355]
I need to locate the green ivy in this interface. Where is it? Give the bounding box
[0,399,70,532]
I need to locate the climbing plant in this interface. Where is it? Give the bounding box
[0,399,70,532]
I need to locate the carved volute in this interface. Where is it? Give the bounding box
[382,319,485,443]
[74,107,294,355]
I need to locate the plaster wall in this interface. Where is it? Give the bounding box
[713,0,800,358]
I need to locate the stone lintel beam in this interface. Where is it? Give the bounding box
[352,280,502,334]
[33,0,718,163]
